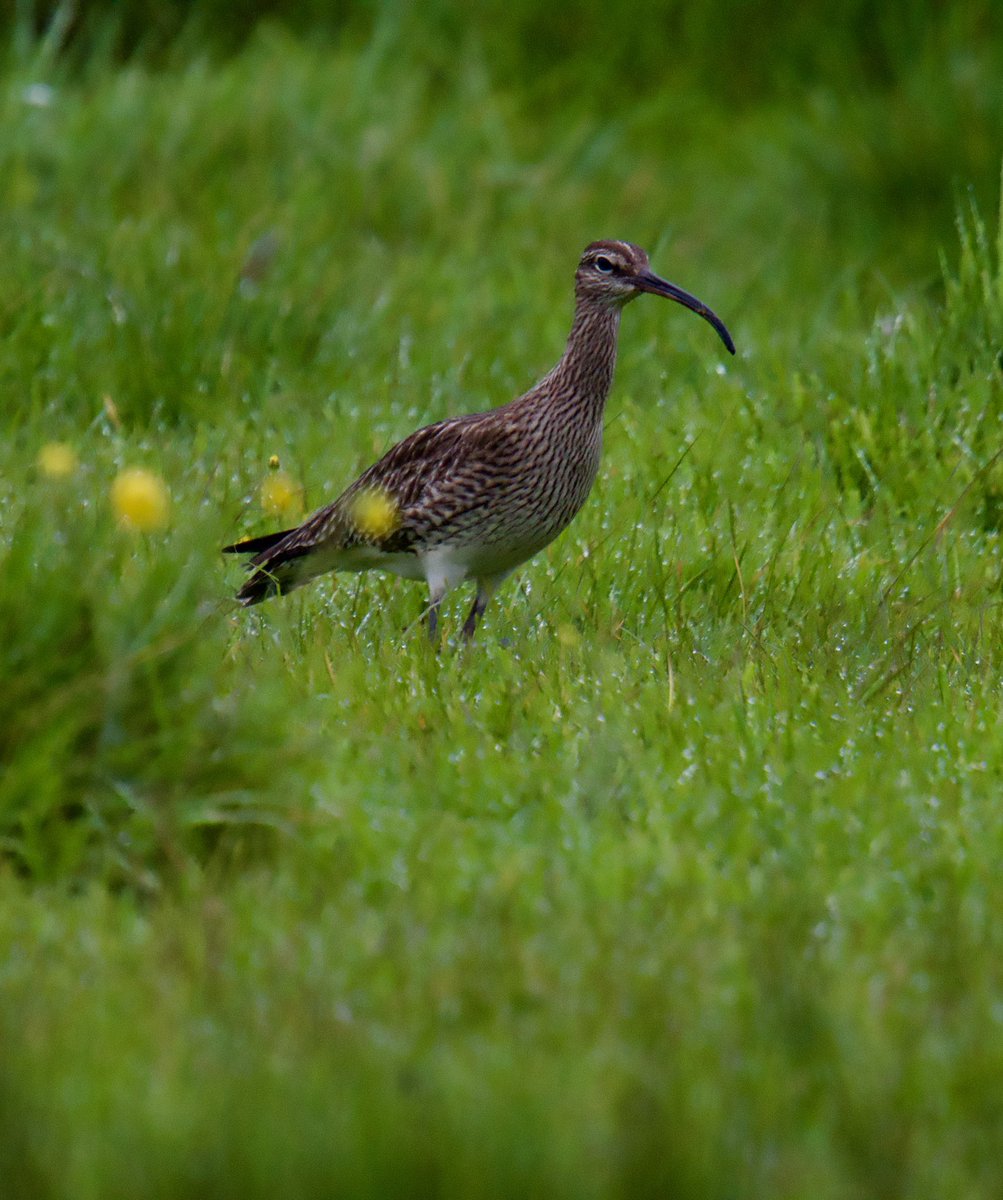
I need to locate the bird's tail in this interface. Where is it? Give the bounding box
[222,529,295,557]
[223,527,312,605]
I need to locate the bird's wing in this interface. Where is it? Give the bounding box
[257,409,516,561]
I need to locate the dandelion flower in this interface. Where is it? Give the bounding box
[260,470,302,517]
[112,467,171,531]
[37,442,78,479]
[351,486,401,541]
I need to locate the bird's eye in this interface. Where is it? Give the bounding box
[595,256,614,274]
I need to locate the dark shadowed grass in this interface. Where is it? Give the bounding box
[2,8,1003,1197]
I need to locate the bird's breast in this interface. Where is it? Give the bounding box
[451,415,604,567]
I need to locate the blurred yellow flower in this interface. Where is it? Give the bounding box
[112,468,171,531]
[268,454,281,470]
[37,442,78,479]
[351,486,401,541]
[260,470,303,516]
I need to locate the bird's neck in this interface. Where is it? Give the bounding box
[548,298,622,418]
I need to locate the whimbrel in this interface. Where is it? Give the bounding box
[224,240,734,640]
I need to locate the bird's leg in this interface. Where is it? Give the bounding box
[461,589,489,640]
[427,598,442,644]
[426,581,447,645]
[461,572,509,641]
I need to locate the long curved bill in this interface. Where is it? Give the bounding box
[637,272,735,355]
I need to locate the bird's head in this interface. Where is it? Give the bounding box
[576,240,735,355]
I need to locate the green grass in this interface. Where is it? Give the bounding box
[3,4,1003,1196]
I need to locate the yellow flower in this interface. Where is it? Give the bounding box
[260,470,303,517]
[351,486,401,540]
[268,454,281,470]
[112,468,171,532]
[37,442,78,479]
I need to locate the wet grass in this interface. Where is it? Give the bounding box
[2,6,1003,1196]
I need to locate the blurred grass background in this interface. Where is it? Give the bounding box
[2,1,1003,1196]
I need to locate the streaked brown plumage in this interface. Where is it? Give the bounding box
[224,240,735,640]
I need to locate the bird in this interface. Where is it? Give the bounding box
[224,239,735,641]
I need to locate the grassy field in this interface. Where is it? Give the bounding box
[3,3,1003,1196]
